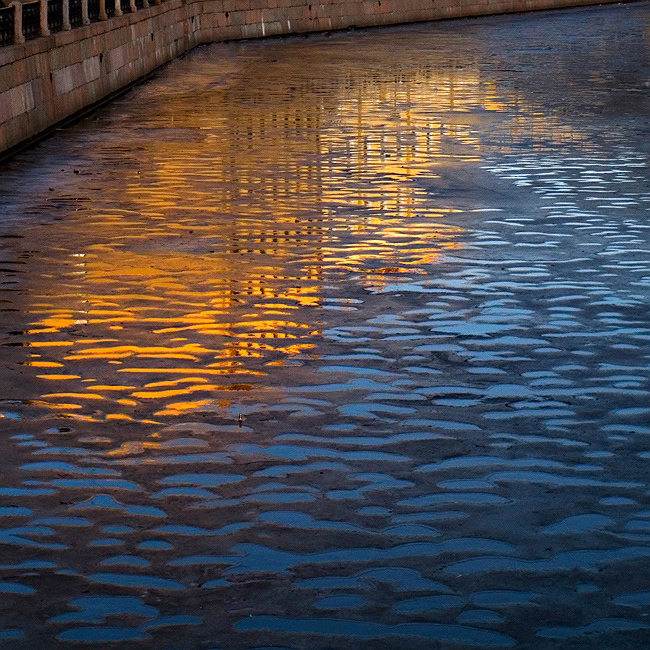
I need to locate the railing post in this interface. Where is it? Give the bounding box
[62,0,71,28]
[10,1,25,43]
[129,0,136,12]
[40,0,50,36]
[98,0,107,20]
[114,0,122,16]
[81,0,89,24]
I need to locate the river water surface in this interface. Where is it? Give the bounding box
[1,3,650,648]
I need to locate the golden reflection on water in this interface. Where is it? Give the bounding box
[14,34,577,425]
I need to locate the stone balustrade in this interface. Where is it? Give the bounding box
[0,0,164,46]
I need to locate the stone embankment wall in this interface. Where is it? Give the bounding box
[0,0,622,158]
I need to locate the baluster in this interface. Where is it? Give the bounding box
[40,0,50,36]
[81,0,89,24]
[98,0,107,20]
[10,1,25,44]
[62,0,71,29]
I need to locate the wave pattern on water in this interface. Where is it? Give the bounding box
[1,4,650,648]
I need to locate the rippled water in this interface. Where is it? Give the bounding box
[1,3,650,647]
